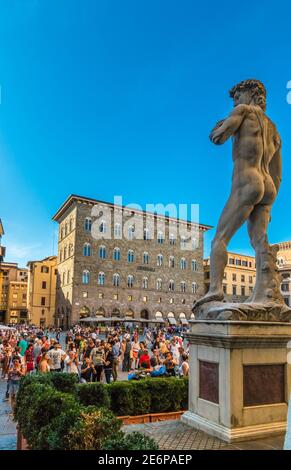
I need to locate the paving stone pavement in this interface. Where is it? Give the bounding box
[0,379,17,450]
[122,420,285,450]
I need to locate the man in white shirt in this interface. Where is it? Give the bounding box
[64,351,80,377]
[47,343,66,372]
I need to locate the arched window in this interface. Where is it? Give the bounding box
[192,282,198,294]
[180,236,187,249]
[156,278,162,290]
[99,245,106,259]
[99,221,107,234]
[64,246,67,260]
[127,275,134,288]
[113,273,120,287]
[169,233,176,245]
[180,258,187,270]
[140,309,149,320]
[143,252,149,264]
[113,247,121,261]
[180,281,186,293]
[98,272,105,286]
[169,256,175,268]
[84,217,92,232]
[128,225,135,240]
[112,308,120,318]
[142,277,148,289]
[157,231,164,244]
[157,254,163,266]
[62,271,66,285]
[59,249,63,263]
[169,280,175,292]
[61,227,64,239]
[65,223,68,236]
[83,243,91,257]
[69,218,73,232]
[114,223,121,238]
[143,228,150,240]
[192,237,198,250]
[96,307,106,317]
[67,270,70,284]
[128,249,134,263]
[80,306,90,318]
[82,270,90,284]
[192,259,197,271]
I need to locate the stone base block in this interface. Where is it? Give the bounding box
[184,320,291,443]
[182,410,286,443]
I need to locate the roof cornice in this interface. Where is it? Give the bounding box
[52,194,213,231]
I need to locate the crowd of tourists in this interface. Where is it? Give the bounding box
[0,323,189,405]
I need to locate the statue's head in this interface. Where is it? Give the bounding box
[229,79,266,111]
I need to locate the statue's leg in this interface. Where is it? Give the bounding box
[247,203,271,251]
[194,192,255,308]
[246,203,280,303]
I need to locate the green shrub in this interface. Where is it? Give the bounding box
[77,382,110,408]
[146,377,188,413]
[34,405,83,450]
[50,372,78,394]
[15,382,78,448]
[108,382,135,415]
[103,431,159,450]
[65,407,122,450]
[130,381,151,415]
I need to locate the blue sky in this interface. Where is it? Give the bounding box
[1,0,291,267]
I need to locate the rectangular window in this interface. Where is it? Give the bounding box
[223,284,227,294]
[232,285,237,295]
[98,293,104,299]
[242,260,248,267]
[229,258,235,265]
[249,276,253,283]
[241,286,245,296]
[223,272,227,279]
[128,295,133,301]
[41,297,46,306]
[241,275,245,282]
[157,297,162,303]
[249,286,253,293]
[42,281,47,289]
[114,294,118,300]
[41,266,49,273]
[232,273,236,281]
[22,293,27,300]
[236,259,241,266]
[143,296,147,302]
[83,292,88,298]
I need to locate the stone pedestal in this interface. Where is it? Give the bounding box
[181,320,291,442]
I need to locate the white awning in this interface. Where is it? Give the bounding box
[181,318,188,325]
[81,316,106,322]
[168,317,177,325]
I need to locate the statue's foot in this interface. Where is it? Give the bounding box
[192,291,224,312]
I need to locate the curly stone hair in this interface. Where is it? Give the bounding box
[229,79,267,111]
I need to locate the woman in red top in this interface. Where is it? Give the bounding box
[24,344,34,374]
[139,349,151,369]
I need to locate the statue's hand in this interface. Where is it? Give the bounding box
[209,119,225,145]
[209,127,225,145]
